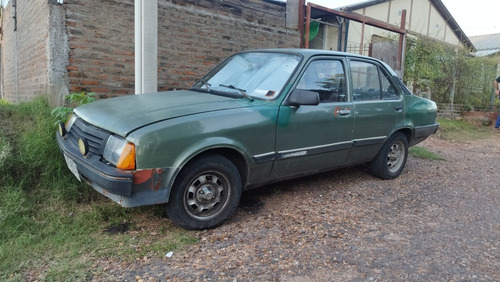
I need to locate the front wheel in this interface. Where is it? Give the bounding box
[369,132,408,180]
[165,155,242,230]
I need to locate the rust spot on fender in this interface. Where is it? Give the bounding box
[153,168,163,191]
[133,169,154,185]
[133,169,164,191]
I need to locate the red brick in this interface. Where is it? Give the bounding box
[81,80,100,86]
[69,85,84,92]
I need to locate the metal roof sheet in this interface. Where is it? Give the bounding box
[469,33,500,57]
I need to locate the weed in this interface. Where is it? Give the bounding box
[409,146,445,160]
[51,91,96,123]
[0,136,12,167]
[0,97,196,281]
[436,118,493,141]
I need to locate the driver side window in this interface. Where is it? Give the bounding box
[296,60,347,103]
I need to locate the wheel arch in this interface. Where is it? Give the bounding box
[166,146,249,203]
[395,127,412,144]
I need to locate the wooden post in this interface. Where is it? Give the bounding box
[305,3,311,49]
[397,9,407,77]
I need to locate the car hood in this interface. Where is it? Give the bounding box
[74,90,257,136]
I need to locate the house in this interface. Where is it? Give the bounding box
[469,33,500,75]
[339,0,473,50]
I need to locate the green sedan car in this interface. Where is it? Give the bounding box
[56,49,438,229]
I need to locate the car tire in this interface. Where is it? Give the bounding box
[369,132,408,180]
[165,155,242,230]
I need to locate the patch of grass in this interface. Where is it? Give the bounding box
[436,117,493,142]
[0,98,197,281]
[409,146,445,160]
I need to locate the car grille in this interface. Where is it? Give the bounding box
[68,118,112,155]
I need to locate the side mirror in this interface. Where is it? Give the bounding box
[286,89,320,106]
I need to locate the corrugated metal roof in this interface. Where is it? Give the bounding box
[469,33,500,57]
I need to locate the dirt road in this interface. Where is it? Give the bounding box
[97,134,500,281]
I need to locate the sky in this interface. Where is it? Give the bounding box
[307,0,500,37]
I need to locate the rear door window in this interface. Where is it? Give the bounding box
[350,61,400,101]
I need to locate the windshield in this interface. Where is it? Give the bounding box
[193,52,301,100]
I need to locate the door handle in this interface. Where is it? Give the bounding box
[394,105,403,112]
[338,109,351,116]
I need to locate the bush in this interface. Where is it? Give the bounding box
[404,37,497,110]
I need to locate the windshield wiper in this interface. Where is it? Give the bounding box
[198,78,212,90]
[219,84,254,101]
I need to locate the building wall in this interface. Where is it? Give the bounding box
[345,0,461,56]
[64,0,299,98]
[64,0,135,97]
[1,0,66,103]
[1,0,299,104]
[157,0,299,91]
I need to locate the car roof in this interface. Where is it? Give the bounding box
[242,48,373,60]
[240,48,397,75]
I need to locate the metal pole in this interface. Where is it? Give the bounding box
[134,0,142,94]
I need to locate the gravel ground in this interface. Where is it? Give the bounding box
[95,133,500,281]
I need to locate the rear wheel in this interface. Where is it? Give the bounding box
[165,155,242,230]
[369,132,408,179]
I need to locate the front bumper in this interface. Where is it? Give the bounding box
[57,132,173,207]
[56,132,134,196]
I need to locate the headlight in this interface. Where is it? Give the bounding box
[103,135,136,170]
[58,114,77,138]
[58,121,67,137]
[66,113,77,133]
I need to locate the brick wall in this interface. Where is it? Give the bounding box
[157,0,299,91]
[1,0,51,102]
[65,0,299,97]
[64,0,135,97]
[1,0,300,103]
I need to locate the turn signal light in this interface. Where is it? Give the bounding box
[116,143,136,170]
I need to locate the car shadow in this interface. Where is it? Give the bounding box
[238,164,370,214]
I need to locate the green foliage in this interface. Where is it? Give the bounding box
[405,37,447,83]
[409,146,445,160]
[51,91,96,123]
[0,98,196,281]
[436,117,493,141]
[404,37,497,111]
